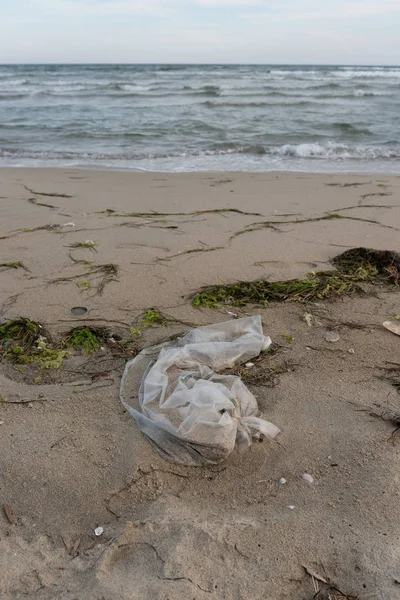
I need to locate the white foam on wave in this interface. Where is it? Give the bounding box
[273,142,400,160]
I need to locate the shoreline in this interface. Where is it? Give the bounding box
[1,165,400,176]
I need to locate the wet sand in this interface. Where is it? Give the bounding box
[1,169,400,599]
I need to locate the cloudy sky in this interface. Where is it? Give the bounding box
[1,0,400,64]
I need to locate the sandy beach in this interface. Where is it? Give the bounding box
[1,168,400,599]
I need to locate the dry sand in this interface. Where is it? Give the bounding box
[1,169,400,599]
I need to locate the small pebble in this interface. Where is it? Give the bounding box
[279,477,287,485]
[245,362,254,368]
[0,420,3,425]
[325,331,340,343]
[348,348,355,354]
[94,527,104,537]
[302,473,314,484]
[287,505,295,510]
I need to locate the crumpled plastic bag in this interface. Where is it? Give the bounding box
[120,315,280,466]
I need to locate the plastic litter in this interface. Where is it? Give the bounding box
[94,527,104,537]
[302,473,314,484]
[120,316,280,466]
[279,477,287,485]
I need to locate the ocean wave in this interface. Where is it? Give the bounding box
[3,142,399,163]
[333,69,400,78]
[331,122,373,135]
[271,142,400,160]
[0,94,27,101]
[203,99,314,108]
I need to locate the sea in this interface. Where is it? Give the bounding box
[1,64,400,173]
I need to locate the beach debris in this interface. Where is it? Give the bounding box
[192,247,400,309]
[0,420,3,425]
[279,477,287,485]
[120,316,279,466]
[332,247,400,282]
[348,348,355,354]
[361,403,400,436]
[383,320,400,337]
[71,306,88,317]
[0,261,27,271]
[287,505,295,510]
[23,185,73,198]
[303,312,313,327]
[130,327,142,337]
[60,222,76,228]
[52,263,118,295]
[302,565,328,585]
[302,473,314,484]
[302,564,361,599]
[94,527,104,537]
[3,503,16,525]
[0,318,67,370]
[63,327,102,354]
[68,240,98,251]
[245,362,254,368]
[325,331,340,343]
[140,309,167,328]
[283,334,294,343]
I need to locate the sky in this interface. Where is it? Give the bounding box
[1,0,400,65]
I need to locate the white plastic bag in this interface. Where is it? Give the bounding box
[120,316,280,466]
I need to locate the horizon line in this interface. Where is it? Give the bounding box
[1,62,400,68]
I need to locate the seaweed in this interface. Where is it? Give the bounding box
[51,263,118,295]
[27,197,58,209]
[77,281,91,290]
[101,207,263,218]
[68,240,98,251]
[231,359,290,387]
[63,327,103,354]
[130,327,142,337]
[140,309,168,328]
[21,224,62,233]
[158,246,224,261]
[0,318,43,349]
[95,264,119,295]
[0,261,27,271]
[193,272,358,308]
[0,318,67,369]
[332,247,400,283]
[233,213,398,240]
[23,185,73,198]
[192,247,400,309]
